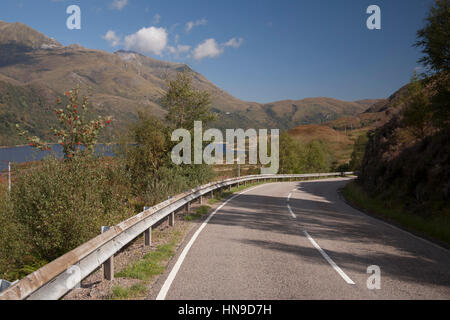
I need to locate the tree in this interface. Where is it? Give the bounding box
[349,133,369,171]
[302,141,331,173]
[415,0,449,128]
[402,72,433,139]
[279,132,301,173]
[124,71,217,203]
[162,69,216,130]
[415,0,450,74]
[126,112,170,189]
[17,87,112,158]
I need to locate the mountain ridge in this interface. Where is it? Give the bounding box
[0,20,384,146]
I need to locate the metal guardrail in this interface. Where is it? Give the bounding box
[0,172,353,300]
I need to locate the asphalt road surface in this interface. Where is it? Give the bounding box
[152,178,450,300]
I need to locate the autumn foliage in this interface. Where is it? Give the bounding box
[17,86,112,158]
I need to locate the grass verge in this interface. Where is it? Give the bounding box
[184,205,211,221]
[207,181,264,205]
[342,181,450,246]
[110,283,147,300]
[115,229,184,281]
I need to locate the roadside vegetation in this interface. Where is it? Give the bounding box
[278,132,334,174]
[0,70,216,281]
[343,182,450,245]
[344,0,449,244]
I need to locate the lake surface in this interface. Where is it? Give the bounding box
[0,144,114,171]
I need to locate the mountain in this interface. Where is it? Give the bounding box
[324,83,411,134]
[286,84,411,165]
[0,20,383,146]
[0,21,61,50]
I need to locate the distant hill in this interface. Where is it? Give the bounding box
[286,85,409,165]
[288,124,353,165]
[0,20,383,146]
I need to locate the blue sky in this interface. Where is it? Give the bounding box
[1,0,433,102]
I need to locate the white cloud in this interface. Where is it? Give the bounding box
[193,38,223,60]
[110,0,128,10]
[103,30,121,46]
[185,18,207,33]
[124,26,168,55]
[153,14,161,25]
[224,37,244,48]
[168,44,191,57]
[192,37,245,60]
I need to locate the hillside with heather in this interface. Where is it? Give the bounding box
[348,0,449,241]
[284,85,407,166]
[359,73,449,216]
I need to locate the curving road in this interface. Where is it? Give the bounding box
[151,178,450,300]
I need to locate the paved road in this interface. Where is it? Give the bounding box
[152,178,450,300]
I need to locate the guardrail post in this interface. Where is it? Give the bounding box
[186,201,191,213]
[199,195,203,205]
[144,227,152,246]
[210,190,214,198]
[169,212,175,227]
[104,257,114,281]
[228,184,232,191]
[101,226,114,281]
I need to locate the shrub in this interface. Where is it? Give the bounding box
[0,190,28,280]
[10,156,132,262]
[279,132,333,174]
[124,111,215,206]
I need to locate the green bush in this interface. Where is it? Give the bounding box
[124,112,215,206]
[279,132,333,174]
[0,190,28,280]
[349,133,369,171]
[10,156,133,263]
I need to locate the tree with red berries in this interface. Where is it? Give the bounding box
[17,86,113,158]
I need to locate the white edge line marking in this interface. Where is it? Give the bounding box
[156,184,266,300]
[304,230,355,285]
[287,192,296,218]
[287,203,296,219]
